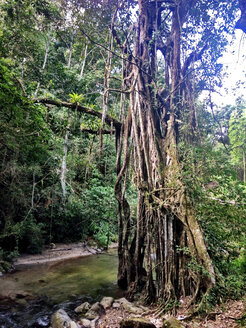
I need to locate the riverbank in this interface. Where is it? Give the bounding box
[96,298,246,328]
[51,295,246,328]
[14,242,118,268]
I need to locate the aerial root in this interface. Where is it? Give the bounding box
[193,286,214,314]
[153,290,177,317]
[186,276,201,308]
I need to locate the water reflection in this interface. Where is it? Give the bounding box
[0,249,121,327]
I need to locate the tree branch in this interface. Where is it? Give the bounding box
[34,98,122,129]
[80,28,154,80]
[81,128,115,135]
[182,44,208,75]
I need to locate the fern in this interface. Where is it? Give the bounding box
[69,92,84,104]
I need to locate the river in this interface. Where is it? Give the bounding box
[0,249,121,328]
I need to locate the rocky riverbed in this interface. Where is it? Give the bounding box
[51,296,163,328]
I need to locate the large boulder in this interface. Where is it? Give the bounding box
[51,309,78,328]
[100,296,114,309]
[84,302,105,320]
[75,302,91,314]
[120,317,156,328]
[118,298,144,314]
[162,317,183,328]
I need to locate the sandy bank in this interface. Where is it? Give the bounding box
[14,242,118,268]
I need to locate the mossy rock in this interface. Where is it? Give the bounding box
[51,309,78,328]
[118,298,144,314]
[120,317,156,328]
[74,301,91,314]
[84,302,105,320]
[162,317,183,328]
[100,296,114,309]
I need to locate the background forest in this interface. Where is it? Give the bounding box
[0,0,245,306]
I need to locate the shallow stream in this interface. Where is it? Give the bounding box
[0,249,121,328]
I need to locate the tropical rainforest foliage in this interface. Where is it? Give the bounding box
[0,0,245,310]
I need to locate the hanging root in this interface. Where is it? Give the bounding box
[186,275,201,308]
[153,283,178,317]
[193,286,215,315]
[153,297,178,318]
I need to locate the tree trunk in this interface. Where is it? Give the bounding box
[100,27,114,154]
[243,149,246,183]
[67,30,75,69]
[31,171,35,209]
[61,126,70,197]
[34,30,51,98]
[115,0,215,307]
[78,42,88,81]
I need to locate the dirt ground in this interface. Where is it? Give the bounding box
[189,299,245,328]
[96,299,245,328]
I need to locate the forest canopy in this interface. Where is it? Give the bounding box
[0,0,245,310]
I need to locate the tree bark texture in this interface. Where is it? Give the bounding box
[115,0,215,307]
[61,126,70,197]
[34,30,51,98]
[78,42,88,81]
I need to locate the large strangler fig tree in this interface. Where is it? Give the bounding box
[114,0,237,309]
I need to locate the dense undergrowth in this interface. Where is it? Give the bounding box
[0,57,119,271]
